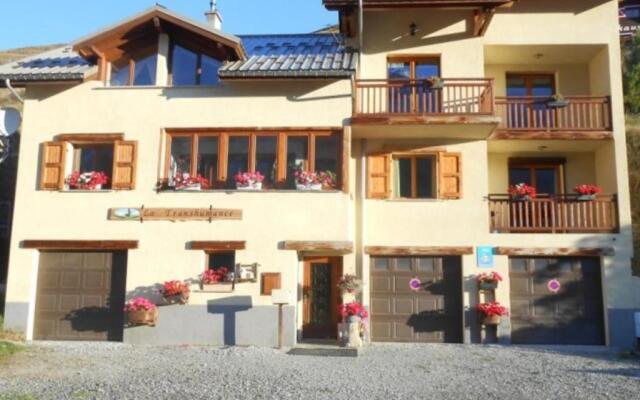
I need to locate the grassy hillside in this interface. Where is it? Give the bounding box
[0,45,61,110]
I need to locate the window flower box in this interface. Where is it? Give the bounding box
[547,94,569,108]
[573,184,602,201]
[172,173,210,191]
[66,171,109,190]
[124,297,158,327]
[426,76,444,89]
[295,170,336,191]
[509,183,536,201]
[201,267,234,292]
[235,171,264,190]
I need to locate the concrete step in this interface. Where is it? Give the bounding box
[287,346,361,357]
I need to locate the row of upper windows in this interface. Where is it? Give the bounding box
[109,43,222,87]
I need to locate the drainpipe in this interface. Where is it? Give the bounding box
[358,0,364,79]
[4,79,24,104]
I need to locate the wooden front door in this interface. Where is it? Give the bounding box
[302,257,343,339]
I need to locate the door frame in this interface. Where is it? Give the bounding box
[301,256,343,339]
[387,55,442,113]
[508,157,566,195]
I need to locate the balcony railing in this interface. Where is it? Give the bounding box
[353,78,495,117]
[488,194,618,234]
[495,96,612,132]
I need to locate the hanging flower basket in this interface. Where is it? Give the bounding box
[124,297,158,327]
[577,194,597,201]
[477,302,509,326]
[476,271,502,291]
[337,274,363,296]
[426,76,444,89]
[160,280,190,305]
[481,315,502,326]
[547,95,570,108]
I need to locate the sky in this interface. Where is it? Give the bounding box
[0,0,338,51]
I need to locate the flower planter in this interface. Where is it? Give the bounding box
[478,281,498,291]
[296,183,323,191]
[236,182,262,191]
[201,282,234,292]
[547,100,569,108]
[577,194,597,201]
[480,315,502,326]
[176,184,202,191]
[427,81,444,89]
[163,294,189,305]
[127,309,158,327]
[511,195,531,202]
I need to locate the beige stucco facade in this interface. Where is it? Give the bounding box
[3,0,639,347]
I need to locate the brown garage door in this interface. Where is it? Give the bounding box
[509,257,605,345]
[34,251,127,341]
[370,256,462,343]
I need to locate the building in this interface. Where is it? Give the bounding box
[0,0,638,347]
[620,0,640,40]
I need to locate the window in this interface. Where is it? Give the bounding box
[40,137,137,191]
[170,43,221,86]
[110,51,158,87]
[506,73,556,128]
[367,151,461,200]
[69,144,115,189]
[207,251,236,271]
[508,158,565,195]
[164,131,342,190]
[387,56,441,113]
[393,155,435,199]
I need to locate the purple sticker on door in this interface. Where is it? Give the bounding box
[548,279,561,293]
[409,278,422,291]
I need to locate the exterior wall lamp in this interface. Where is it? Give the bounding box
[410,23,418,36]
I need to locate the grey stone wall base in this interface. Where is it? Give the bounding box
[124,302,296,347]
[2,302,29,332]
[608,309,639,349]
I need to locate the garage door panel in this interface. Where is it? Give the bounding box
[510,277,530,294]
[394,298,414,315]
[509,257,604,345]
[370,256,462,343]
[34,251,126,342]
[371,276,392,292]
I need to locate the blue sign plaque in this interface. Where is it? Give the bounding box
[477,246,495,268]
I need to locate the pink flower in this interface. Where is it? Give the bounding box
[124,297,157,312]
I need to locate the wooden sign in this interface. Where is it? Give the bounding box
[108,207,242,222]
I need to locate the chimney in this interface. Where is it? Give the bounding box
[205,0,223,30]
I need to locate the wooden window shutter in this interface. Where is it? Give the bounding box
[40,142,67,190]
[261,273,281,296]
[367,153,391,199]
[112,141,138,190]
[438,152,462,199]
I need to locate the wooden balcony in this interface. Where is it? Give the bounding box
[488,194,619,234]
[493,96,613,140]
[352,78,498,126]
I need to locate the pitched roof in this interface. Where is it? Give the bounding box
[219,33,357,78]
[0,46,96,83]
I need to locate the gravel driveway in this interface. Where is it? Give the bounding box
[0,342,638,400]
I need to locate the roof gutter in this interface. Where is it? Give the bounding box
[4,79,24,104]
[358,0,363,79]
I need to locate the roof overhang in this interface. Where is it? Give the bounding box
[324,0,518,37]
[72,6,246,62]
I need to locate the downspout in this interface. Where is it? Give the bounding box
[358,0,364,79]
[4,79,24,104]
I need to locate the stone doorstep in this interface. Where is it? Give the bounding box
[287,342,364,357]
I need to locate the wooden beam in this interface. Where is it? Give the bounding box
[189,241,246,251]
[489,130,614,140]
[22,240,139,250]
[55,133,125,143]
[473,7,496,37]
[365,246,474,256]
[494,247,615,257]
[282,241,353,253]
[351,115,500,126]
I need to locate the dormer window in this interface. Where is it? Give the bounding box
[110,50,158,87]
[170,44,221,86]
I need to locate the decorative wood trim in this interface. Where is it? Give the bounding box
[190,241,246,251]
[55,134,124,143]
[22,240,139,250]
[494,247,615,257]
[365,246,474,256]
[261,273,281,296]
[282,241,353,253]
[351,115,501,126]
[489,131,614,140]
